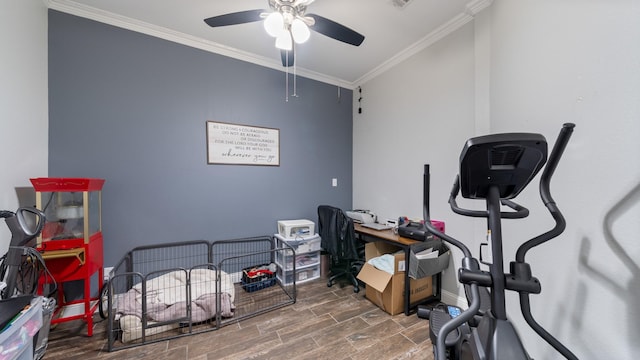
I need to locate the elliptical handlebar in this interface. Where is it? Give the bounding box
[2,207,47,299]
[424,167,472,258]
[3,207,46,247]
[499,199,530,218]
[424,166,484,360]
[516,123,575,263]
[449,176,530,219]
[513,123,578,360]
[540,123,576,206]
[448,176,485,218]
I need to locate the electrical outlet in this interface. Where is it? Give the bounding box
[104,267,114,281]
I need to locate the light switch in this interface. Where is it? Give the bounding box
[332,178,338,187]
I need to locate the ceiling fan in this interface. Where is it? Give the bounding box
[204,0,365,67]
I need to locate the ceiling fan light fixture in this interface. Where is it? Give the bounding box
[291,18,310,44]
[275,31,293,50]
[264,12,284,37]
[204,1,365,67]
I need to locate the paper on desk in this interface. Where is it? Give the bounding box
[415,248,439,260]
[367,254,395,275]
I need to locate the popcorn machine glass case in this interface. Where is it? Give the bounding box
[29,177,105,336]
[30,178,104,247]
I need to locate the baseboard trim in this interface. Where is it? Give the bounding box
[441,289,468,308]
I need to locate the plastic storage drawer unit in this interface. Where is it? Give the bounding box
[275,250,320,271]
[274,233,321,254]
[274,233,322,286]
[0,297,43,360]
[277,264,320,285]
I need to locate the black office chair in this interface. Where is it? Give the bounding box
[317,205,364,293]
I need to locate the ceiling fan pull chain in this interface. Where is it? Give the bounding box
[285,61,289,102]
[292,50,298,98]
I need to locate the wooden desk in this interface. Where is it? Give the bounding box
[354,223,442,315]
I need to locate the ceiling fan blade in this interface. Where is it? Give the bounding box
[204,9,265,27]
[280,49,294,67]
[306,14,364,46]
[294,0,316,6]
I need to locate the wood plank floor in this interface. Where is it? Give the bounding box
[44,279,435,359]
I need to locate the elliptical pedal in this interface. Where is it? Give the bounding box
[418,304,468,359]
[431,308,463,346]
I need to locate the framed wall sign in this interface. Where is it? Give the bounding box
[206,121,280,166]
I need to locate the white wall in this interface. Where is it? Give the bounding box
[352,20,477,221]
[353,20,479,304]
[355,0,640,359]
[0,1,49,254]
[489,1,640,359]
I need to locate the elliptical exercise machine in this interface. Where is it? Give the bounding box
[0,207,46,299]
[418,123,578,360]
[1,207,57,360]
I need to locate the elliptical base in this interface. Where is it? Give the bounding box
[461,314,531,360]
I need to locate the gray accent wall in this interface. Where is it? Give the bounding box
[48,10,353,266]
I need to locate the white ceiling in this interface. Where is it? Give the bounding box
[48,0,492,88]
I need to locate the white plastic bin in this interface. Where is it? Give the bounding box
[274,233,321,254]
[0,297,43,360]
[277,264,320,285]
[277,220,315,238]
[275,251,320,271]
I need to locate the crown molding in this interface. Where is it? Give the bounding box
[352,12,474,86]
[353,0,493,86]
[46,0,354,89]
[466,0,494,16]
[46,0,493,90]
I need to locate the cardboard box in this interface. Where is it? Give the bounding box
[357,242,433,315]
